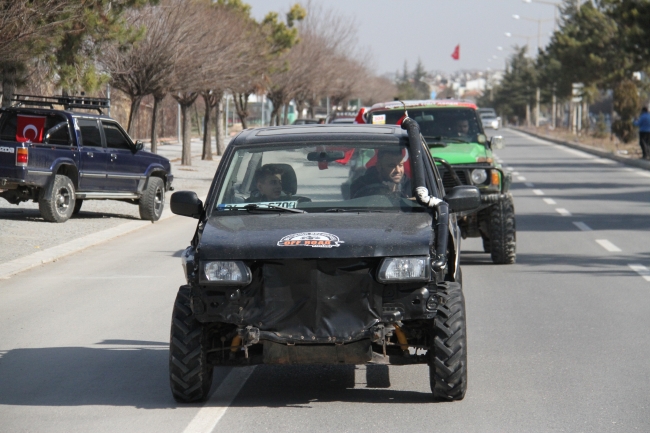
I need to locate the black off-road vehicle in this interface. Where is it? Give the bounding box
[168,120,481,402]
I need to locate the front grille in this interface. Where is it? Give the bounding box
[440,169,469,191]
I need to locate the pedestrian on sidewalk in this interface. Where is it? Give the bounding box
[633,106,650,160]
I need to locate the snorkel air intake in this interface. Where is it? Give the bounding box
[401,117,449,275]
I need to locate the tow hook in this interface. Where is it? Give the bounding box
[236,326,260,359]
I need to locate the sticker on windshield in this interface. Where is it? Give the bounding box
[218,200,298,210]
[278,232,344,248]
[372,114,386,125]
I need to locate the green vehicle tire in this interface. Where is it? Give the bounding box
[489,193,516,264]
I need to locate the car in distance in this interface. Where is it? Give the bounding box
[168,121,481,403]
[0,94,173,222]
[363,100,516,264]
[292,118,320,125]
[480,113,500,130]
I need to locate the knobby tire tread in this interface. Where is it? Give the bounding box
[169,286,213,403]
[488,193,516,264]
[430,282,468,401]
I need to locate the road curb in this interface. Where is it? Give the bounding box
[0,209,176,280]
[513,128,650,171]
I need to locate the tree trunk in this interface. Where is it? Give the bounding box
[202,94,213,161]
[296,100,305,119]
[215,96,226,156]
[127,96,143,137]
[283,104,289,125]
[234,92,249,129]
[181,104,192,166]
[1,66,16,108]
[150,94,164,154]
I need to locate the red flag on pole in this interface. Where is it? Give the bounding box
[451,44,460,60]
[16,115,46,143]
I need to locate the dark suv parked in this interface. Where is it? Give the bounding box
[0,95,173,222]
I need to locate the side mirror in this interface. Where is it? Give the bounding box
[171,191,203,219]
[490,136,505,150]
[444,185,481,213]
[135,140,144,151]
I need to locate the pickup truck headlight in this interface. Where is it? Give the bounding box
[202,261,251,285]
[471,169,488,185]
[378,257,430,283]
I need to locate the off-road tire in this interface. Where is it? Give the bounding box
[429,281,467,401]
[488,193,516,264]
[73,199,83,215]
[169,286,213,403]
[38,174,76,223]
[139,176,164,221]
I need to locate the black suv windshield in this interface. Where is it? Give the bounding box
[214,142,429,214]
[370,107,484,145]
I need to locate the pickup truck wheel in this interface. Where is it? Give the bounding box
[38,175,76,223]
[139,177,164,221]
[488,193,516,264]
[429,281,468,401]
[169,286,213,403]
[73,199,83,215]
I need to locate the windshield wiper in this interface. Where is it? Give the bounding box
[243,203,305,213]
[425,135,468,144]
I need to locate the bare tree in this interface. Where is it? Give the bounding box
[0,1,82,106]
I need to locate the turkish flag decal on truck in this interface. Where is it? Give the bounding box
[16,115,46,143]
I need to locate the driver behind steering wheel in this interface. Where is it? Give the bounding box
[349,148,411,199]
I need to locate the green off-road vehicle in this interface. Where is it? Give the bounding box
[364,100,515,264]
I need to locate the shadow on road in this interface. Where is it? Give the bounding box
[0,208,140,222]
[0,341,431,409]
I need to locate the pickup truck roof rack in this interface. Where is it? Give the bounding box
[11,94,110,114]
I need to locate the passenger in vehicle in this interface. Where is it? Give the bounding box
[349,148,411,199]
[246,165,284,202]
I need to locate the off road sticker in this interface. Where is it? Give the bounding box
[277,232,344,248]
[372,114,386,125]
[0,146,14,154]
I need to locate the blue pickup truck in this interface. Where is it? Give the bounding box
[0,95,173,223]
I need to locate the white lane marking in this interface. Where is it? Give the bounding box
[573,222,592,231]
[182,367,255,433]
[596,239,622,252]
[636,171,650,178]
[543,198,557,205]
[628,264,650,282]
[506,167,514,171]
[525,182,535,188]
[555,208,571,216]
[512,171,520,175]
[623,168,634,172]
[517,176,526,181]
[532,189,544,196]
[593,159,616,165]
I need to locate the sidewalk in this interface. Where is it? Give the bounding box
[513,127,650,171]
[0,138,222,278]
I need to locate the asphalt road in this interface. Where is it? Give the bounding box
[2,129,650,432]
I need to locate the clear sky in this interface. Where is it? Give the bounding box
[245,0,560,74]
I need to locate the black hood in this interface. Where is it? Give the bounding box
[198,212,433,260]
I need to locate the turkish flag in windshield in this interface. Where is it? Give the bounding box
[16,115,46,143]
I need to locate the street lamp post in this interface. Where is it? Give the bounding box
[522,0,561,31]
[512,14,553,52]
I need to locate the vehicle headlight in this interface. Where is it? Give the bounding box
[202,261,251,285]
[492,120,499,128]
[471,169,488,184]
[378,257,430,283]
